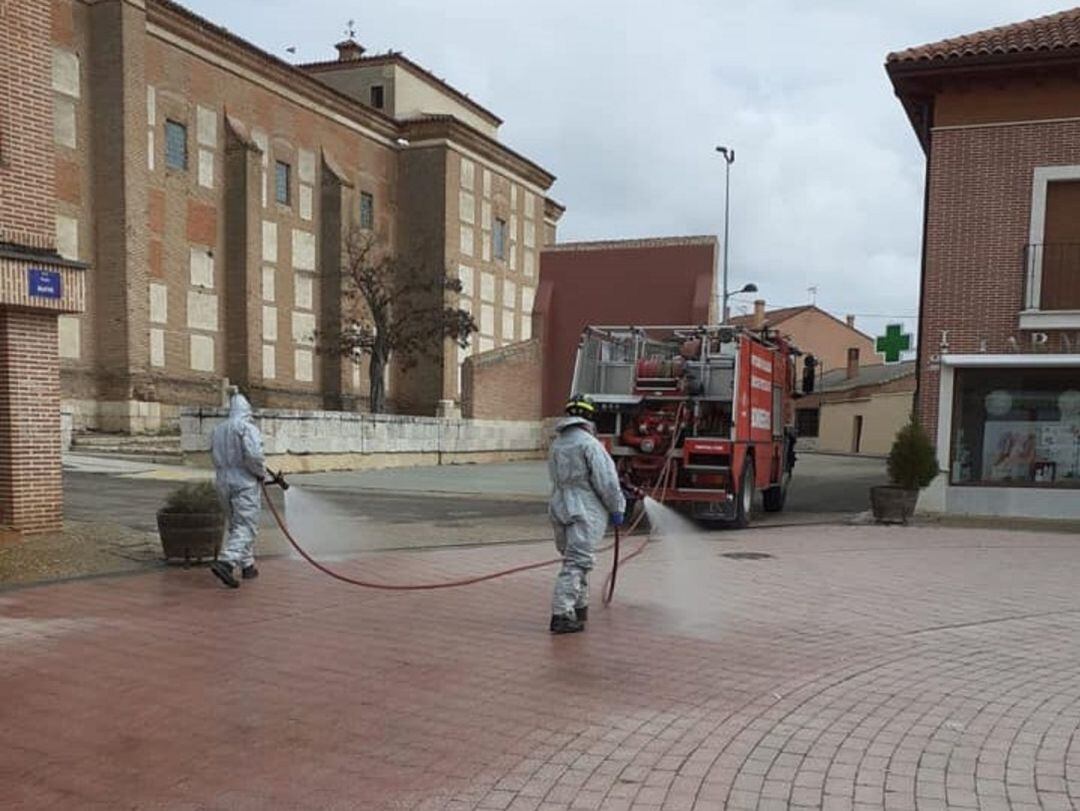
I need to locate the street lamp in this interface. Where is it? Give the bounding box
[716,145,735,322]
[724,282,758,313]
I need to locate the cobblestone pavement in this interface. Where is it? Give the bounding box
[5,524,1080,810]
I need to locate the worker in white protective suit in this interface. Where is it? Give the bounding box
[209,392,267,589]
[548,394,626,634]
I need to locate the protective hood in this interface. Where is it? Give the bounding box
[213,392,266,491]
[554,416,594,434]
[228,393,253,423]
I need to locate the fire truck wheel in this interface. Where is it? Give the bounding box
[733,459,755,528]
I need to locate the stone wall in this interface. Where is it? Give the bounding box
[64,398,182,434]
[181,407,543,471]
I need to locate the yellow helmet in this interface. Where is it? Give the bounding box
[565,394,596,420]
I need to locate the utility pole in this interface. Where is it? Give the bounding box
[716,146,735,322]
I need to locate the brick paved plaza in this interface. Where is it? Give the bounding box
[4,523,1080,810]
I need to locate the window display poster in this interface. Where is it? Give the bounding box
[982,421,1037,482]
[982,420,1080,483]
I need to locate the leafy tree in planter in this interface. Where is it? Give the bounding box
[322,228,477,414]
[887,418,939,490]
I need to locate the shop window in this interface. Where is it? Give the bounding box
[360,192,374,230]
[165,120,187,170]
[796,408,819,438]
[951,367,1080,488]
[275,161,291,205]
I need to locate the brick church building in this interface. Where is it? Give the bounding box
[888,7,1080,519]
[45,0,560,434]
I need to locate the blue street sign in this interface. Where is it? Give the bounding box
[28,269,62,300]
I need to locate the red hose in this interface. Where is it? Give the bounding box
[261,401,683,594]
[601,402,686,605]
[261,483,648,592]
[603,526,620,605]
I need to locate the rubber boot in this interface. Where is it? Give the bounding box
[210,560,240,589]
[550,614,584,634]
[575,606,588,623]
[241,565,259,580]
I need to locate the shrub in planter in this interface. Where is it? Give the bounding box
[157,481,225,564]
[871,418,939,525]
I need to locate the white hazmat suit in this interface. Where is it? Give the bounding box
[548,417,626,621]
[211,393,267,571]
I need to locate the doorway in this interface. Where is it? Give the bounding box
[852,415,863,454]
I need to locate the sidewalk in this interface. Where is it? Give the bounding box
[5,523,1080,810]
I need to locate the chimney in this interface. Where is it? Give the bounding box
[335,38,366,61]
[846,347,860,380]
[846,314,855,328]
[752,299,766,329]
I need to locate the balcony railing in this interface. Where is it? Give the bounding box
[1024,243,1080,311]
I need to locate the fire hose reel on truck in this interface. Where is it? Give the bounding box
[570,325,800,527]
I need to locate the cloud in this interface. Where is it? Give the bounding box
[183,0,1067,347]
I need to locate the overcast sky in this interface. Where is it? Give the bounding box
[186,0,1066,356]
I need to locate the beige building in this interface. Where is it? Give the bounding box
[49,0,560,433]
[797,359,916,456]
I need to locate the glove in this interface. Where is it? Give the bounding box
[610,512,625,527]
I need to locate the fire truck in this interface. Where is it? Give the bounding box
[569,324,800,526]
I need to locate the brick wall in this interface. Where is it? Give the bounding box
[392,146,447,414]
[0,311,63,533]
[445,150,546,412]
[0,0,55,247]
[55,0,99,393]
[461,338,541,420]
[87,0,149,402]
[539,238,716,416]
[918,119,1080,436]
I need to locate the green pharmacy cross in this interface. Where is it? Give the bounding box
[875,323,912,364]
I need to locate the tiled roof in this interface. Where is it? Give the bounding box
[819,361,916,393]
[888,7,1080,65]
[728,305,810,328]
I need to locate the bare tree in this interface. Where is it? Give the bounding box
[323,228,477,413]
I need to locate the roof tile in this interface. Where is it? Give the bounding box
[728,304,810,328]
[888,7,1080,64]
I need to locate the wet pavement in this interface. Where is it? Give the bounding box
[21,453,886,589]
[5,523,1080,809]
[60,453,887,535]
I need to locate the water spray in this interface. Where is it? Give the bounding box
[256,411,682,598]
[259,474,666,596]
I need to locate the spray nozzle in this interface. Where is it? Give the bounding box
[266,469,290,491]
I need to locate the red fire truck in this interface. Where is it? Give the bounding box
[569,324,800,526]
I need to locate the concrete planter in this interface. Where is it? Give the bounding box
[870,485,919,525]
[156,511,223,564]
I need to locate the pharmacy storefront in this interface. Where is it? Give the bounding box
[922,354,1080,519]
